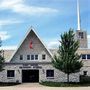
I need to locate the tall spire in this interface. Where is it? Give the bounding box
[77,0,81,30]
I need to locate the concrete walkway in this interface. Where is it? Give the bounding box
[0,87,90,90]
[15,83,45,87]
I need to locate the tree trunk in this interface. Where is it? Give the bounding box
[67,73,69,83]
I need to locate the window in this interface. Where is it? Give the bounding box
[31,55,34,60]
[79,32,84,39]
[42,54,46,60]
[27,55,30,60]
[83,71,87,76]
[46,70,54,77]
[87,54,90,59]
[82,54,86,59]
[35,55,38,60]
[20,55,23,60]
[7,70,15,77]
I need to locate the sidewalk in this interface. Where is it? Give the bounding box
[0,83,90,90]
[0,87,90,90]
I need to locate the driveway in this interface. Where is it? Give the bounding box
[0,83,90,90]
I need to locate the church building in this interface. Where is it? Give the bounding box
[0,0,89,83]
[0,27,90,83]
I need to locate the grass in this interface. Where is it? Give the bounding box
[0,82,20,86]
[40,81,90,87]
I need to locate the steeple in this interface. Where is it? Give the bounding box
[77,0,81,30]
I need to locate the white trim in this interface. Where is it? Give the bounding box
[10,26,53,62]
[86,54,87,60]
[27,54,39,60]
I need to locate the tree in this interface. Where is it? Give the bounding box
[52,29,83,83]
[0,38,5,71]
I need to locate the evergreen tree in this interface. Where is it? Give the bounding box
[0,38,5,71]
[52,29,83,83]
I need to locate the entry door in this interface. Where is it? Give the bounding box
[22,70,39,83]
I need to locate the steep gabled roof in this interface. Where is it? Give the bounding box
[10,27,53,62]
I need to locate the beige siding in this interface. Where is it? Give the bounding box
[11,30,52,63]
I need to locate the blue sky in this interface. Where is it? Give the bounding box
[0,0,89,49]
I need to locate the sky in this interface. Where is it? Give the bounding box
[0,0,89,49]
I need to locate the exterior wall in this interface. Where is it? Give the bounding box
[0,64,22,83]
[0,63,80,83]
[39,64,79,82]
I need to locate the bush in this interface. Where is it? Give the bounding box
[80,75,90,83]
[0,82,20,86]
[40,81,90,87]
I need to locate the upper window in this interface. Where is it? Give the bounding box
[20,55,23,60]
[27,55,30,60]
[7,70,15,77]
[81,54,86,59]
[31,55,34,60]
[79,32,84,39]
[46,70,54,77]
[83,71,87,76]
[87,54,90,59]
[35,55,38,60]
[42,54,46,60]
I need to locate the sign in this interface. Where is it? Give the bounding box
[19,64,42,69]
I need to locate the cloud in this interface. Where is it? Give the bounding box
[46,35,90,49]
[0,0,59,15]
[0,45,17,50]
[0,0,22,8]
[0,31,11,40]
[44,38,60,49]
[0,19,22,26]
[47,41,60,49]
[87,35,90,39]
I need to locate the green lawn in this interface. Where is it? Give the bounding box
[40,81,90,87]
